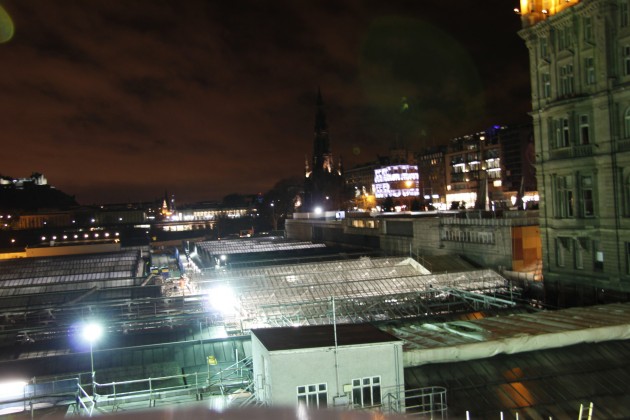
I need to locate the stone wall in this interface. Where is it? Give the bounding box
[286,213,541,271]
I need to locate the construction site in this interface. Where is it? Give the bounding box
[0,237,626,418]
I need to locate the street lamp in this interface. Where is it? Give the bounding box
[82,322,103,394]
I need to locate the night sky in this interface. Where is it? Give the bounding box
[0,0,530,205]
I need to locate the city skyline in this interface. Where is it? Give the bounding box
[0,0,530,205]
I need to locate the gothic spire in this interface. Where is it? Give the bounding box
[314,87,328,133]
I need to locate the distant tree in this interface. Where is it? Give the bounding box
[262,177,303,231]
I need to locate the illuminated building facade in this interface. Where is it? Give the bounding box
[373,165,420,200]
[444,125,535,210]
[519,0,630,302]
[416,147,448,209]
[445,129,502,210]
[303,89,344,212]
[14,212,73,230]
[0,172,47,188]
[344,161,381,211]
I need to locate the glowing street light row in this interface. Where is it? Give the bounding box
[40,232,120,241]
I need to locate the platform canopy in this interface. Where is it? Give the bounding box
[197,256,514,329]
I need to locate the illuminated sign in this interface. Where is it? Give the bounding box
[374,165,420,198]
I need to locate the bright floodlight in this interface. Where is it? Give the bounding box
[314,207,323,215]
[208,285,239,314]
[82,322,103,344]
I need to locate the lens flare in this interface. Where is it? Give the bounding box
[0,5,14,44]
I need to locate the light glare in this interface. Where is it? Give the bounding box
[82,322,103,343]
[208,286,239,314]
[0,381,26,398]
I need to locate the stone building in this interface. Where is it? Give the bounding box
[518,0,630,304]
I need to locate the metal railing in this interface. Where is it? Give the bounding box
[0,377,81,418]
[89,356,253,411]
[94,373,199,410]
[350,385,448,418]
[75,383,96,416]
[206,356,253,395]
[402,386,448,418]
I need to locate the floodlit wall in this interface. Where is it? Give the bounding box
[25,243,121,257]
[286,218,380,249]
[0,251,26,260]
[284,219,313,240]
[511,225,542,271]
[437,218,514,269]
[252,334,404,408]
[287,213,538,271]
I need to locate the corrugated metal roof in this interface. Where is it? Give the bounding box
[0,250,143,296]
[405,339,630,419]
[380,303,630,367]
[195,238,326,257]
[391,303,630,418]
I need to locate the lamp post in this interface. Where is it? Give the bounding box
[82,322,103,395]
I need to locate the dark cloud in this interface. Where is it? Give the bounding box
[65,109,151,138]
[119,77,177,102]
[0,0,529,205]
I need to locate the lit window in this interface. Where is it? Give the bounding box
[555,27,573,51]
[575,238,586,270]
[559,65,574,96]
[556,175,574,218]
[593,240,604,272]
[352,376,381,408]
[556,237,569,267]
[542,73,551,98]
[624,108,630,138]
[557,28,566,51]
[625,174,630,216]
[579,115,590,145]
[540,37,549,60]
[624,45,630,76]
[581,175,594,217]
[585,57,595,85]
[563,118,570,146]
[583,16,593,42]
[622,2,630,28]
[552,118,570,148]
[297,383,327,409]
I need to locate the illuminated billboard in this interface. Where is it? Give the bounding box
[374,165,420,198]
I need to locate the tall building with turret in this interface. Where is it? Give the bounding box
[303,89,344,212]
[519,0,630,304]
